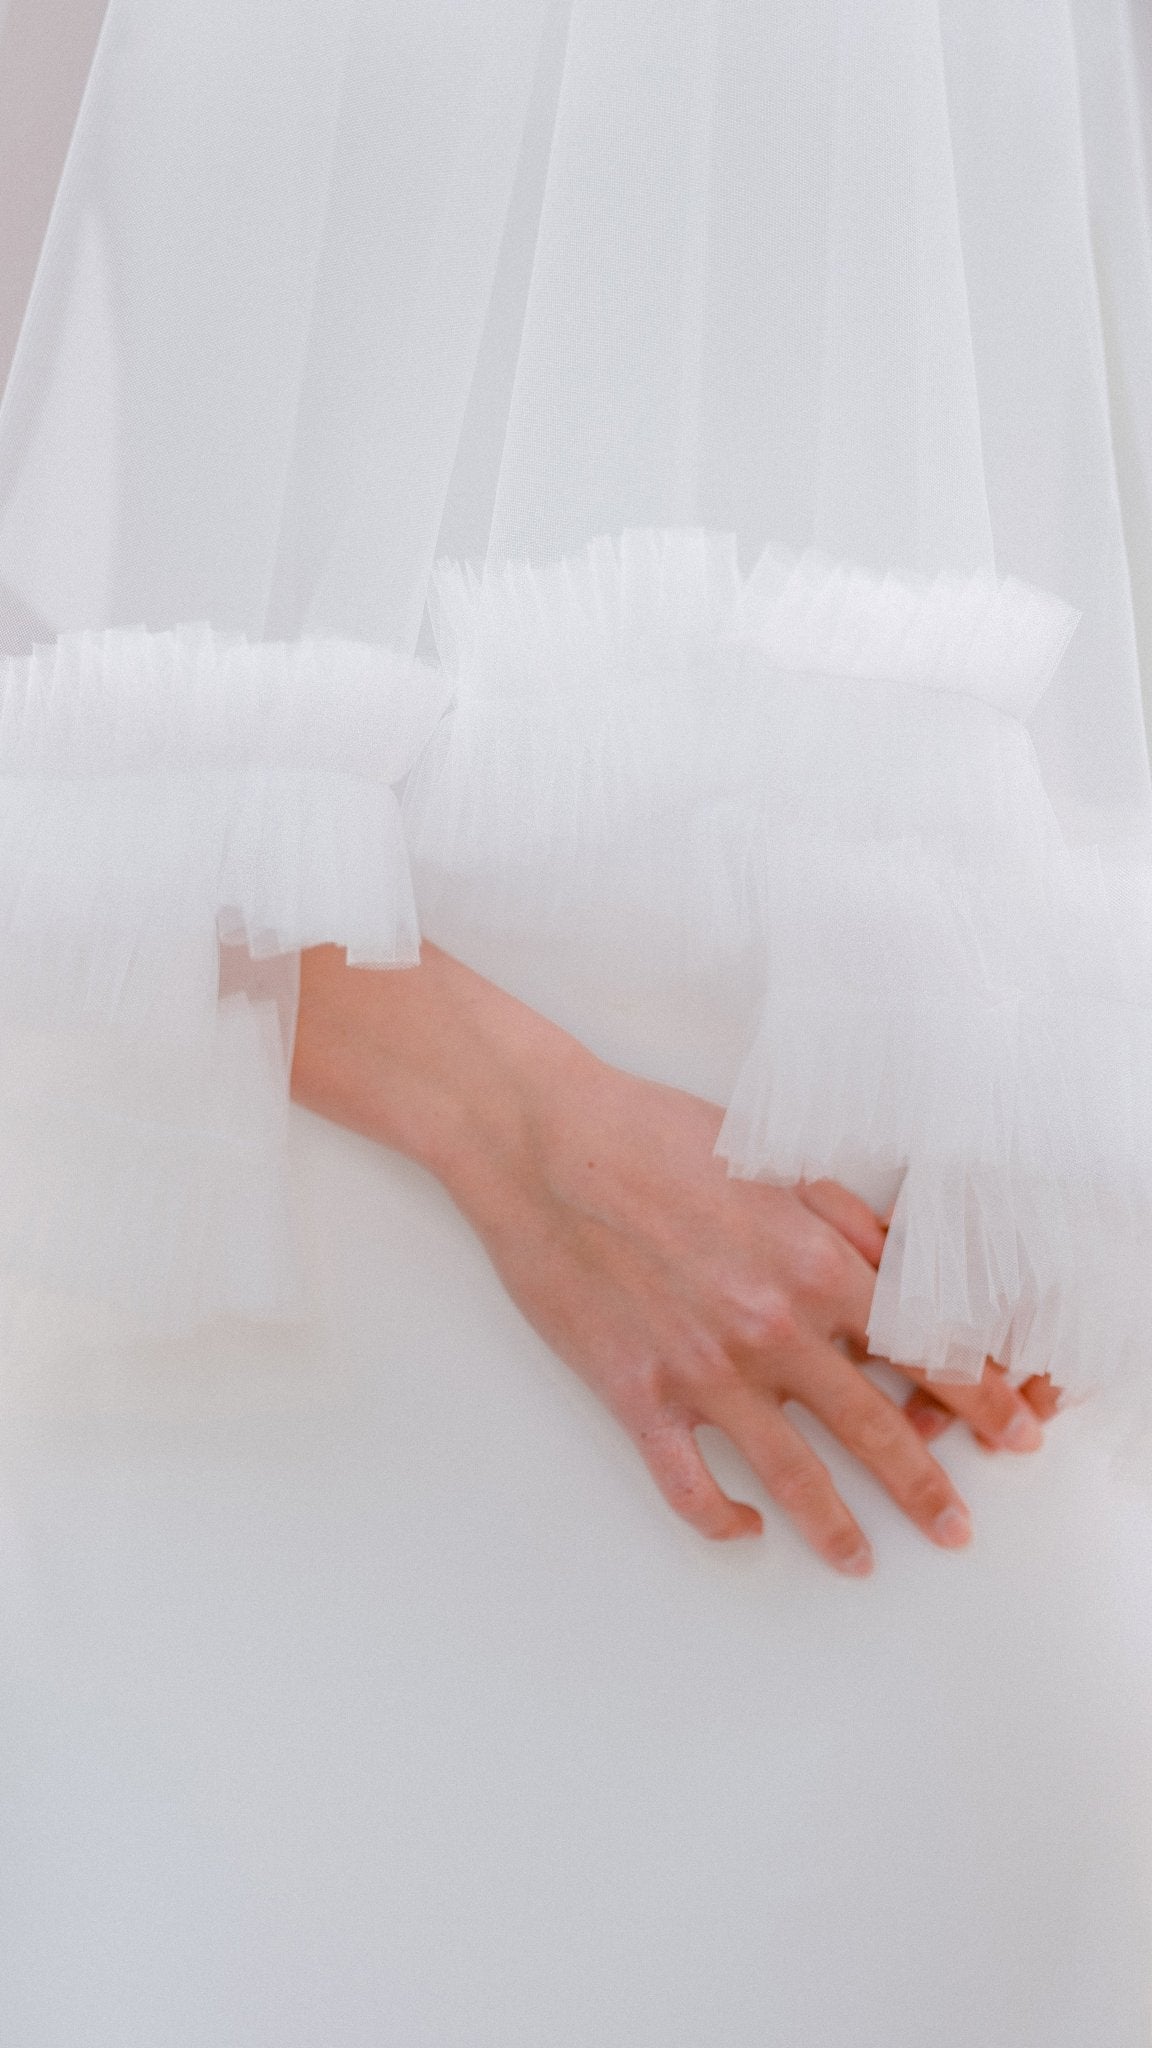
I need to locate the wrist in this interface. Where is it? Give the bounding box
[291,941,598,1216]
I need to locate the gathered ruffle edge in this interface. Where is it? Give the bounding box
[432,526,1078,715]
[408,530,1152,1434]
[0,626,450,1329]
[3,536,1151,1454]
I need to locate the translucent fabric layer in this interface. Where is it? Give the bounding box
[0,628,447,1323]
[0,0,1150,1436]
[407,531,1151,1418]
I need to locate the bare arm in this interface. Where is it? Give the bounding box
[291,943,1051,1575]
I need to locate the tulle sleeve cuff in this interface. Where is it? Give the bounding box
[8,543,1152,1448]
[712,557,1147,1408]
[0,626,451,1331]
[407,530,1152,1438]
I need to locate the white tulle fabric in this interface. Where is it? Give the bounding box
[6,12,1152,2046]
[2,528,1152,1431]
[0,627,448,1324]
[0,0,1150,1436]
[406,531,1152,1422]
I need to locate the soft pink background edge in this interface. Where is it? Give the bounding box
[0,0,110,400]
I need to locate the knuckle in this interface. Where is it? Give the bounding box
[684,1342,742,1404]
[737,1292,801,1356]
[624,1356,675,1420]
[660,1462,708,1516]
[771,1458,827,1516]
[791,1233,848,1300]
[851,1409,903,1465]
[906,1471,953,1522]
[694,1498,739,1541]
[647,1449,730,1538]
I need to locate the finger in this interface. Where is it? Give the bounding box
[635,1418,763,1542]
[758,1208,878,1350]
[902,1358,1044,1452]
[787,1224,877,1351]
[902,1386,955,1443]
[1022,1373,1063,1422]
[710,1384,874,1577]
[790,1348,972,1551]
[796,1178,887,1269]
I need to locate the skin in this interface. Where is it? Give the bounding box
[290,942,1060,1577]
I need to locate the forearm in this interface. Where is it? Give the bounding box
[289,942,594,1220]
[288,943,1047,1565]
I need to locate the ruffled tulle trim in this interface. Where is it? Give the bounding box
[432,527,1077,713]
[0,627,450,1327]
[408,530,1152,1428]
[4,539,1152,1444]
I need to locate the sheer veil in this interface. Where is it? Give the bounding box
[1,1,1151,1431]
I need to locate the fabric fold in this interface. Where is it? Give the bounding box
[6,532,1151,1443]
[407,529,1152,1435]
[0,626,450,1328]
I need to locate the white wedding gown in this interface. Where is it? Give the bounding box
[2,2,1152,2042]
[4,1059,1152,2045]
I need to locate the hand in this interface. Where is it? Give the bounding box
[457,1070,1055,1575]
[900,1361,1061,1446]
[291,944,1053,1576]
[783,1180,1061,1451]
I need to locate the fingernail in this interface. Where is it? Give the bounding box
[1002,1410,1044,1452]
[932,1505,972,1549]
[839,1544,874,1578]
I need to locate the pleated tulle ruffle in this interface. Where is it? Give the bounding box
[4,536,1151,1443]
[0,626,449,1327]
[407,531,1152,1431]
